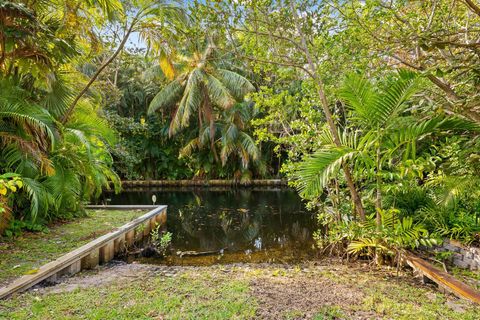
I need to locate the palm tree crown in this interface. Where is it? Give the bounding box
[148,40,255,161]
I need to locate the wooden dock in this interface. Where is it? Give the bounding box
[0,205,167,299]
[406,253,480,304]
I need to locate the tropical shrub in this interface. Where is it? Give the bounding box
[299,71,479,262]
[150,226,173,256]
[0,173,23,234]
[315,208,438,266]
[0,0,122,234]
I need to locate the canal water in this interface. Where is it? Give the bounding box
[99,188,317,265]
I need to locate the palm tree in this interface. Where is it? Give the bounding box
[179,102,262,179]
[0,2,51,72]
[148,39,255,162]
[297,71,478,226]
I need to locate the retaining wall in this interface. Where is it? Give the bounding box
[440,239,480,270]
[0,205,167,299]
[120,179,287,187]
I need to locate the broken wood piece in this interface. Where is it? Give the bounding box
[406,253,480,304]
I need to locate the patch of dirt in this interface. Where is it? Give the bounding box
[25,260,473,320]
[34,261,185,295]
[250,268,376,319]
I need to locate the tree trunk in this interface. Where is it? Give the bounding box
[202,87,219,163]
[375,146,382,230]
[290,2,366,220]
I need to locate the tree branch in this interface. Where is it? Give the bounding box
[231,27,303,50]
[237,54,314,78]
[61,18,138,124]
[464,0,480,17]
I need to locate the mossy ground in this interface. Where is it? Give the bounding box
[0,210,144,285]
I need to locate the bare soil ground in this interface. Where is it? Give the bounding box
[15,260,478,320]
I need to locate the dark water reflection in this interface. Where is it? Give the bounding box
[100,188,317,265]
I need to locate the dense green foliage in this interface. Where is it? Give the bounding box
[0,0,123,234]
[2,0,480,263]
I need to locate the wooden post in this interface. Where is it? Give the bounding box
[125,230,135,247]
[135,227,143,242]
[150,217,158,232]
[81,249,99,270]
[99,241,115,264]
[143,220,152,237]
[114,234,126,254]
[156,210,167,226]
[65,260,82,275]
[45,273,58,283]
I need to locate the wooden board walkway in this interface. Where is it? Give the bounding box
[0,205,167,300]
[406,253,480,304]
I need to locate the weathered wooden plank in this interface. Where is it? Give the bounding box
[0,205,167,299]
[65,260,81,275]
[406,254,480,304]
[149,217,158,232]
[143,220,152,237]
[99,241,115,264]
[114,234,125,254]
[125,230,135,247]
[156,210,167,226]
[135,226,144,242]
[81,249,100,270]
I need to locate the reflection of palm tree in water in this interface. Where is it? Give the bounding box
[174,190,264,251]
[173,189,313,252]
[291,221,310,244]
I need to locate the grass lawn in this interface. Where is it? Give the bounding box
[0,263,479,320]
[0,210,144,285]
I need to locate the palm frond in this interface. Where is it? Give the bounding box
[296,147,358,198]
[87,0,124,20]
[180,138,201,158]
[215,69,255,100]
[148,79,185,114]
[40,70,75,118]
[21,177,50,222]
[386,116,480,159]
[370,76,420,127]
[159,51,176,80]
[205,73,235,109]
[0,102,57,149]
[339,74,376,124]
